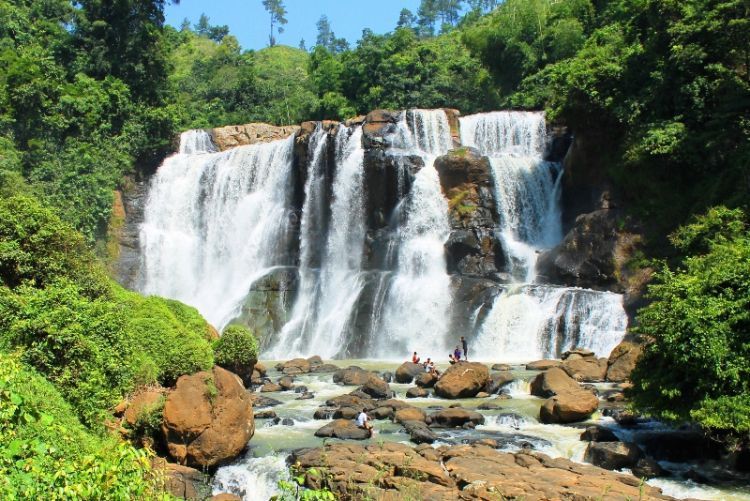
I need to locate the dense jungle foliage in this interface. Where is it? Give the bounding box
[0,0,749,494]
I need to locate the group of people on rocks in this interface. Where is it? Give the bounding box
[412,335,469,369]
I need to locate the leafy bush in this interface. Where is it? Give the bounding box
[214,324,259,374]
[630,208,750,435]
[0,354,165,499]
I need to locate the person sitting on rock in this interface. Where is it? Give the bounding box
[356,409,373,438]
[448,353,456,365]
[423,357,432,372]
[412,352,420,364]
[454,346,462,362]
[429,361,440,376]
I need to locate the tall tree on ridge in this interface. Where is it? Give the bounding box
[262,0,287,47]
[316,15,348,53]
[397,8,416,29]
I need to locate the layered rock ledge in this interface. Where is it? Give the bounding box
[291,442,676,500]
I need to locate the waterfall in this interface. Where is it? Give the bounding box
[373,110,454,358]
[212,453,288,500]
[472,285,627,362]
[139,130,295,329]
[269,125,366,358]
[460,111,562,281]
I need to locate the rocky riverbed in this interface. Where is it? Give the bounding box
[193,357,750,501]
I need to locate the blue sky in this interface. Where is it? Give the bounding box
[165,0,426,51]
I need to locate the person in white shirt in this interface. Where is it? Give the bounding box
[356,409,373,437]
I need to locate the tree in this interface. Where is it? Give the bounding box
[630,207,750,438]
[194,13,229,42]
[316,15,348,53]
[299,38,307,51]
[397,8,416,29]
[262,0,287,47]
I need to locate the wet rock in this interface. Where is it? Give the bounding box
[272,417,294,426]
[333,367,372,386]
[378,399,413,411]
[606,341,643,382]
[526,359,561,371]
[474,438,498,448]
[562,348,595,360]
[275,358,312,375]
[313,408,336,420]
[394,407,427,424]
[477,402,500,410]
[584,441,642,471]
[434,362,490,399]
[162,366,254,469]
[484,371,515,394]
[254,363,267,376]
[253,410,277,420]
[296,392,315,400]
[380,371,393,383]
[153,458,211,500]
[307,355,323,366]
[562,357,608,382]
[639,430,723,462]
[632,457,665,479]
[358,374,391,399]
[530,367,581,398]
[491,363,511,371]
[429,408,485,428]
[325,394,376,411]
[580,425,619,442]
[247,394,282,408]
[293,385,308,393]
[540,391,599,424]
[475,392,490,398]
[369,406,394,420]
[278,376,294,390]
[314,419,370,440]
[406,386,428,398]
[311,363,339,373]
[403,420,438,444]
[606,391,626,402]
[395,362,424,383]
[259,383,282,393]
[415,371,438,388]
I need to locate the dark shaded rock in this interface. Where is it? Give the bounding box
[381,371,393,383]
[484,371,515,394]
[584,441,642,471]
[491,364,512,371]
[632,458,665,479]
[369,406,394,420]
[606,341,643,382]
[253,410,277,420]
[477,402,500,411]
[311,363,339,373]
[293,385,308,394]
[314,419,370,440]
[247,394,282,408]
[333,407,359,420]
[639,430,723,462]
[580,426,619,442]
[415,371,438,388]
[278,376,294,390]
[403,420,438,444]
[296,392,315,400]
[313,408,336,420]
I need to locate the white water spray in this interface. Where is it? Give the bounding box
[140,130,295,329]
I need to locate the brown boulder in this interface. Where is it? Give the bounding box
[314,419,371,440]
[561,357,608,382]
[395,362,424,383]
[259,383,282,393]
[162,366,254,468]
[211,495,241,501]
[607,341,643,382]
[484,371,515,394]
[429,408,485,428]
[491,363,512,371]
[434,362,490,399]
[394,407,427,424]
[540,391,599,424]
[153,458,210,500]
[530,367,581,398]
[584,441,642,471]
[333,366,372,386]
[526,359,561,371]
[358,374,391,398]
[415,371,438,388]
[406,386,428,398]
[276,358,311,375]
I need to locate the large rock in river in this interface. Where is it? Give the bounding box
[162,366,254,468]
[584,441,643,471]
[434,362,490,399]
[606,340,643,382]
[429,408,485,428]
[314,419,370,440]
[540,391,599,424]
[530,367,581,398]
[395,362,424,383]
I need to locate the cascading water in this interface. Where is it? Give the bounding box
[139,130,295,329]
[372,110,454,357]
[461,111,627,360]
[460,111,562,280]
[269,125,366,358]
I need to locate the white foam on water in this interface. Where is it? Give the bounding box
[212,453,289,501]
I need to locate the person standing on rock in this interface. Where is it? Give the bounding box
[356,409,373,438]
[461,336,468,360]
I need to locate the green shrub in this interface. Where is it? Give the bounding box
[214,324,259,374]
[630,208,750,435]
[0,354,166,499]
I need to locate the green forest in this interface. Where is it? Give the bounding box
[0,0,748,497]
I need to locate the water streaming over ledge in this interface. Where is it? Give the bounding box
[139,110,627,361]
